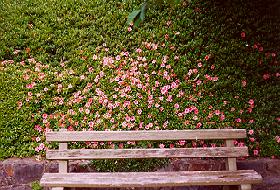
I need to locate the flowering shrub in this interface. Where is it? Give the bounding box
[0,0,279,165]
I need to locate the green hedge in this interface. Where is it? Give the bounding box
[0,0,279,169]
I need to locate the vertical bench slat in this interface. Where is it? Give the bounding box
[56,129,68,190]
[223,140,238,190]
[225,140,237,171]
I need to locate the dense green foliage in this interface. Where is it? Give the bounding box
[0,0,279,171]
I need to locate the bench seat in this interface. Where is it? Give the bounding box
[41,170,262,188]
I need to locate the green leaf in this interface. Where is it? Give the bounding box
[140,2,147,21]
[126,10,141,25]
[134,17,142,27]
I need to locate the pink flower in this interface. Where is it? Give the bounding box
[212,76,218,81]
[88,67,94,72]
[220,114,225,121]
[263,73,270,80]
[275,136,280,143]
[136,48,142,53]
[204,55,210,61]
[89,121,94,128]
[159,143,165,148]
[85,109,90,114]
[248,129,254,135]
[42,113,48,119]
[179,140,185,146]
[249,138,255,142]
[197,62,202,67]
[167,95,173,102]
[248,99,254,105]
[242,80,247,87]
[241,32,246,38]
[137,109,142,115]
[174,103,180,109]
[214,110,220,115]
[127,27,132,32]
[253,149,259,156]
[249,119,254,124]
[36,137,41,142]
[196,80,202,85]
[236,118,242,123]
[196,122,202,129]
[92,54,98,60]
[125,115,131,122]
[17,101,23,109]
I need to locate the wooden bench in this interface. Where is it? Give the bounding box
[40,129,262,190]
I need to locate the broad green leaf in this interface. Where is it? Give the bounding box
[140,2,147,21]
[134,17,142,27]
[126,10,141,25]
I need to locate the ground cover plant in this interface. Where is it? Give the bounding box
[0,0,279,170]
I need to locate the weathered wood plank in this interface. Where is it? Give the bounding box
[240,184,252,190]
[47,147,248,160]
[46,129,246,142]
[225,140,237,171]
[40,170,262,188]
[58,129,68,173]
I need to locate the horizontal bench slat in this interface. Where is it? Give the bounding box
[46,129,246,142]
[46,147,248,159]
[40,170,262,187]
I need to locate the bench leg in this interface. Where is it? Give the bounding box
[240,184,252,190]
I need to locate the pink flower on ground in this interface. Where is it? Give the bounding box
[85,109,90,114]
[17,101,22,109]
[127,27,132,32]
[89,121,94,128]
[275,136,280,143]
[248,129,254,135]
[263,73,270,80]
[136,48,142,53]
[196,122,202,129]
[137,109,142,115]
[179,140,185,146]
[241,32,246,38]
[253,150,259,156]
[236,118,242,123]
[220,114,225,121]
[204,55,210,61]
[174,103,180,109]
[212,76,218,81]
[242,80,247,87]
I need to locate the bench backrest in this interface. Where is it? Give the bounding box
[46,129,247,173]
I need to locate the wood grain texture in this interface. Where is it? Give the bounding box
[40,170,262,188]
[58,129,68,173]
[46,147,248,160]
[46,129,246,142]
[240,184,252,190]
[225,140,237,171]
